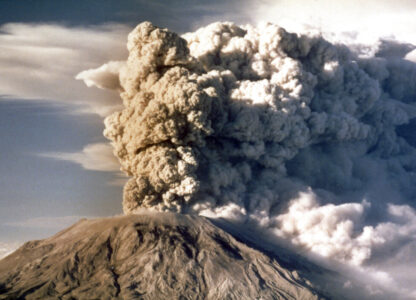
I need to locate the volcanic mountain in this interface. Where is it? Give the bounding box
[0,212,334,299]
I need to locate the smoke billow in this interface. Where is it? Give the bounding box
[79,21,416,281]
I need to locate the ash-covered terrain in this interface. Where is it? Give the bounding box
[0,212,326,299]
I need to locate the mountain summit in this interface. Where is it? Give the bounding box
[0,212,324,299]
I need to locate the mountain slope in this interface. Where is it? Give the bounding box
[0,212,323,299]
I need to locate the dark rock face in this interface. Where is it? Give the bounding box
[0,213,323,299]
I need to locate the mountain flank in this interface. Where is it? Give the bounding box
[0,212,325,299]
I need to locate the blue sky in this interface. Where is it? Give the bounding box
[0,0,255,30]
[0,99,122,241]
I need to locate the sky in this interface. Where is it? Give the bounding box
[1,0,416,298]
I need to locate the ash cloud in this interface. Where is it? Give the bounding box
[76,61,124,91]
[79,21,416,296]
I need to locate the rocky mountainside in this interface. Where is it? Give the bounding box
[0,212,327,299]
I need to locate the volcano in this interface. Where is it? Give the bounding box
[0,212,331,299]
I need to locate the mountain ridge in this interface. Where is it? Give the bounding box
[0,212,324,299]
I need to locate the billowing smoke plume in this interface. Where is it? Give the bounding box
[79,21,416,282]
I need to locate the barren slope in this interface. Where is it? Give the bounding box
[0,212,326,300]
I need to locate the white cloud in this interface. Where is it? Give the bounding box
[107,174,129,187]
[273,191,382,266]
[39,142,120,172]
[0,23,130,116]
[270,191,416,298]
[5,215,91,229]
[254,0,416,45]
[273,192,416,267]
[405,49,416,62]
[0,242,20,260]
